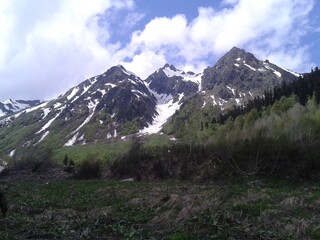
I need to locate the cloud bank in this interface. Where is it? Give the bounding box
[0,0,316,100]
[123,0,315,78]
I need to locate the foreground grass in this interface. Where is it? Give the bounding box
[1,178,320,239]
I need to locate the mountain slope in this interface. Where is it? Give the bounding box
[201,46,299,109]
[0,47,302,157]
[163,47,301,140]
[140,64,201,134]
[0,65,158,156]
[0,99,41,117]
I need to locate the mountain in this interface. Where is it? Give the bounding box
[0,99,41,117]
[0,47,302,157]
[139,64,202,134]
[201,46,300,109]
[162,47,301,138]
[146,63,201,101]
[0,65,158,156]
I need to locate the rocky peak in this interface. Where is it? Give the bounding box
[146,64,200,102]
[202,46,298,92]
[200,46,300,109]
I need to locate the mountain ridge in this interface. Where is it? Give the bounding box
[0,47,301,157]
[0,99,41,117]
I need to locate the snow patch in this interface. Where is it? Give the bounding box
[68,95,103,144]
[234,63,240,67]
[0,159,7,173]
[64,132,79,146]
[25,102,48,113]
[264,63,282,77]
[162,66,202,86]
[2,99,30,112]
[273,70,281,77]
[244,64,256,71]
[236,57,241,61]
[132,89,148,98]
[211,95,217,106]
[106,83,117,88]
[218,98,227,106]
[70,77,97,104]
[9,149,16,157]
[227,86,236,96]
[42,108,51,119]
[36,117,56,134]
[139,93,184,134]
[0,109,5,117]
[36,106,65,133]
[54,102,62,109]
[72,100,98,134]
[277,65,301,77]
[98,89,106,95]
[129,78,138,85]
[239,92,246,97]
[202,101,206,108]
[35,131,50,145]
[67,87,79,100]
[150,89,173,104]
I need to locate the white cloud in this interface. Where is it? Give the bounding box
[0,0,133,100]
[124,0,315,77]
[130,15,187,50]
[121,51,166,79]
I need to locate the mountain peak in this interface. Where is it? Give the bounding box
[202,46,299,98]
[229,46,245,53]
[162,63,177,71]
[223,46,256,62]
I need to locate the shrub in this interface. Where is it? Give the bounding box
[74,154,102,179]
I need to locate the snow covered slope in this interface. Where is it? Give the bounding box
[0,65,157,153]
[0,99,41,117]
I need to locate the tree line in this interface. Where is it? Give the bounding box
[218,67,320,123]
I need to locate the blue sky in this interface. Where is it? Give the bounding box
[0,0,319,100]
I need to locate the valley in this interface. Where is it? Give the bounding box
[1,46,320,239]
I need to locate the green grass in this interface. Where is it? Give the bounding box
[53,141,130,164]
[1,177,320,239]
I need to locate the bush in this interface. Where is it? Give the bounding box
[74,153,102,179]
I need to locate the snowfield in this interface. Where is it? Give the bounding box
[139,93,184,134]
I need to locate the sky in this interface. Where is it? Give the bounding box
[0,0,319,101]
